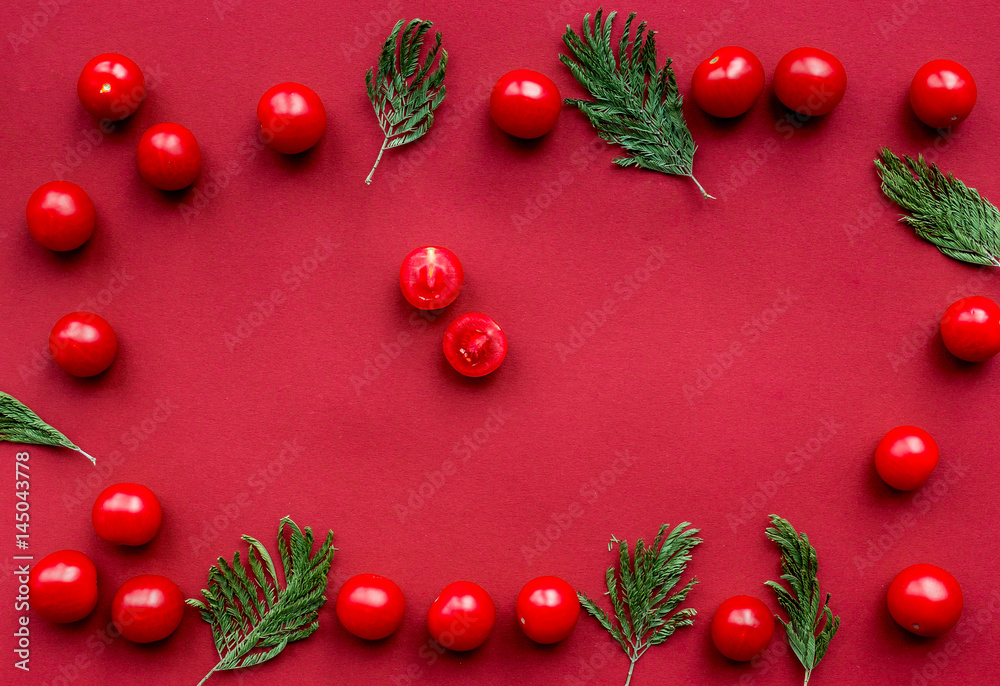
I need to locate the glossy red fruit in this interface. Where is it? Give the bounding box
[49,311,118,377]
[399,246,464,310]
[25,181,96,251]
[773,47,847,116]
[336,574,406,640]
[92,483,162,546]
[77,53,145,120]
[516,576,580,644]
[940,296,1000,362]
[489,69,561,139]
[427,581,496,651]
[910,60,977,129]
[711,595,775,661]
[875,426,939,491]
[29,550,99,623]
[887,564,963,637]
[443,312,507,377]
[257,82,327,154]
[137,123,202,190]
[112,574,185,643]
[691,46,765,118]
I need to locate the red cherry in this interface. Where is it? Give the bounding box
[489,69,561,138]
[257,82,328,154]
[77,53,145,121]
[111,574,185,643]
[29,550,99,623]
[399,246,464,310]
[940,296,1000,362]
[443,313,507,377]
[137,123,202,191]
[26,181,96,251]
[92,483,163,546]
[874,426,939,491]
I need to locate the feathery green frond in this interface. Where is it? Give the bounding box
[579,522,701,686]
[765,515,839,686]
[189,516,336,685]
[365,18,447,184]
[560,9,711,198]
[0,391,94,464]
[876,148,1000,267]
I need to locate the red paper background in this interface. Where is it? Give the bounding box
[2,0,999,684]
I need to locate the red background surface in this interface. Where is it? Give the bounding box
[2,0,999,684]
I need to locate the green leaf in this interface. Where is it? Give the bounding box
[0,391,94,464]
[190,516,336,686]
[365,18,448,184]
[560,9,711,198]
[578,523,701,684]
[875,148,1000,267]
[765,515,840,685]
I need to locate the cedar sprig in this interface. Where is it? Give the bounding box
[560,9,712,198]
[364,18,447,184]
[876,148,1000,267]
[0,391,94,464]
[765,515,839,686]
[578,522,701,686]
[189,516,336,685]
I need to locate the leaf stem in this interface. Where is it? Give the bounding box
[803,668,811,685]
[196,664,219,686]
[365,140,389,185]
[624,657,637,686]
[73,446,96,465]
[689,174,714,200]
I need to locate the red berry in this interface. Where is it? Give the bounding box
[443,313,507,377]
[710,595,775,661]
[77,53,145,121]
[112,574,185,643]
[910,60,977,129]
[49,311,118,377]
[92,483,163,546]
[516,576,580,644]
[427,581,495,651]
[137,123,202,191]
[489,69,561,139]
[26,181,96,251]
[29,550,99,623]
[399,246,464,310]
[940,296,1000,362]
[887,564,963,637]
[874,426,939,491]
[257,82,327,154]
[336,574,406,640]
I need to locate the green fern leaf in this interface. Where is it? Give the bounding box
[0,391,94,464]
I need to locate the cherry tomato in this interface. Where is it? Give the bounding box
[29,550,98,623]
[940,296,1000,362]
[910,60,977,129]
[887,564,963,637]
[25,181,96,251]
[874,426,939,491]
[112,574,185,643]
[336,574,406,640]
[399,246,464,310]
[49,311,118,377]
[77,53,145,121]
[515,576,580,644]
[137,123,202,191]
[257,82,327,154]
[92,483,162,546]
[773,47,847,116]
[426,580,496,651]
[691,46,765,118]
[710,595,775,661]
[489,69,561,139]
[443,312,507,377]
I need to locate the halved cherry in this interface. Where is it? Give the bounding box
[399,246,463,310]
[443,312,507,377]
